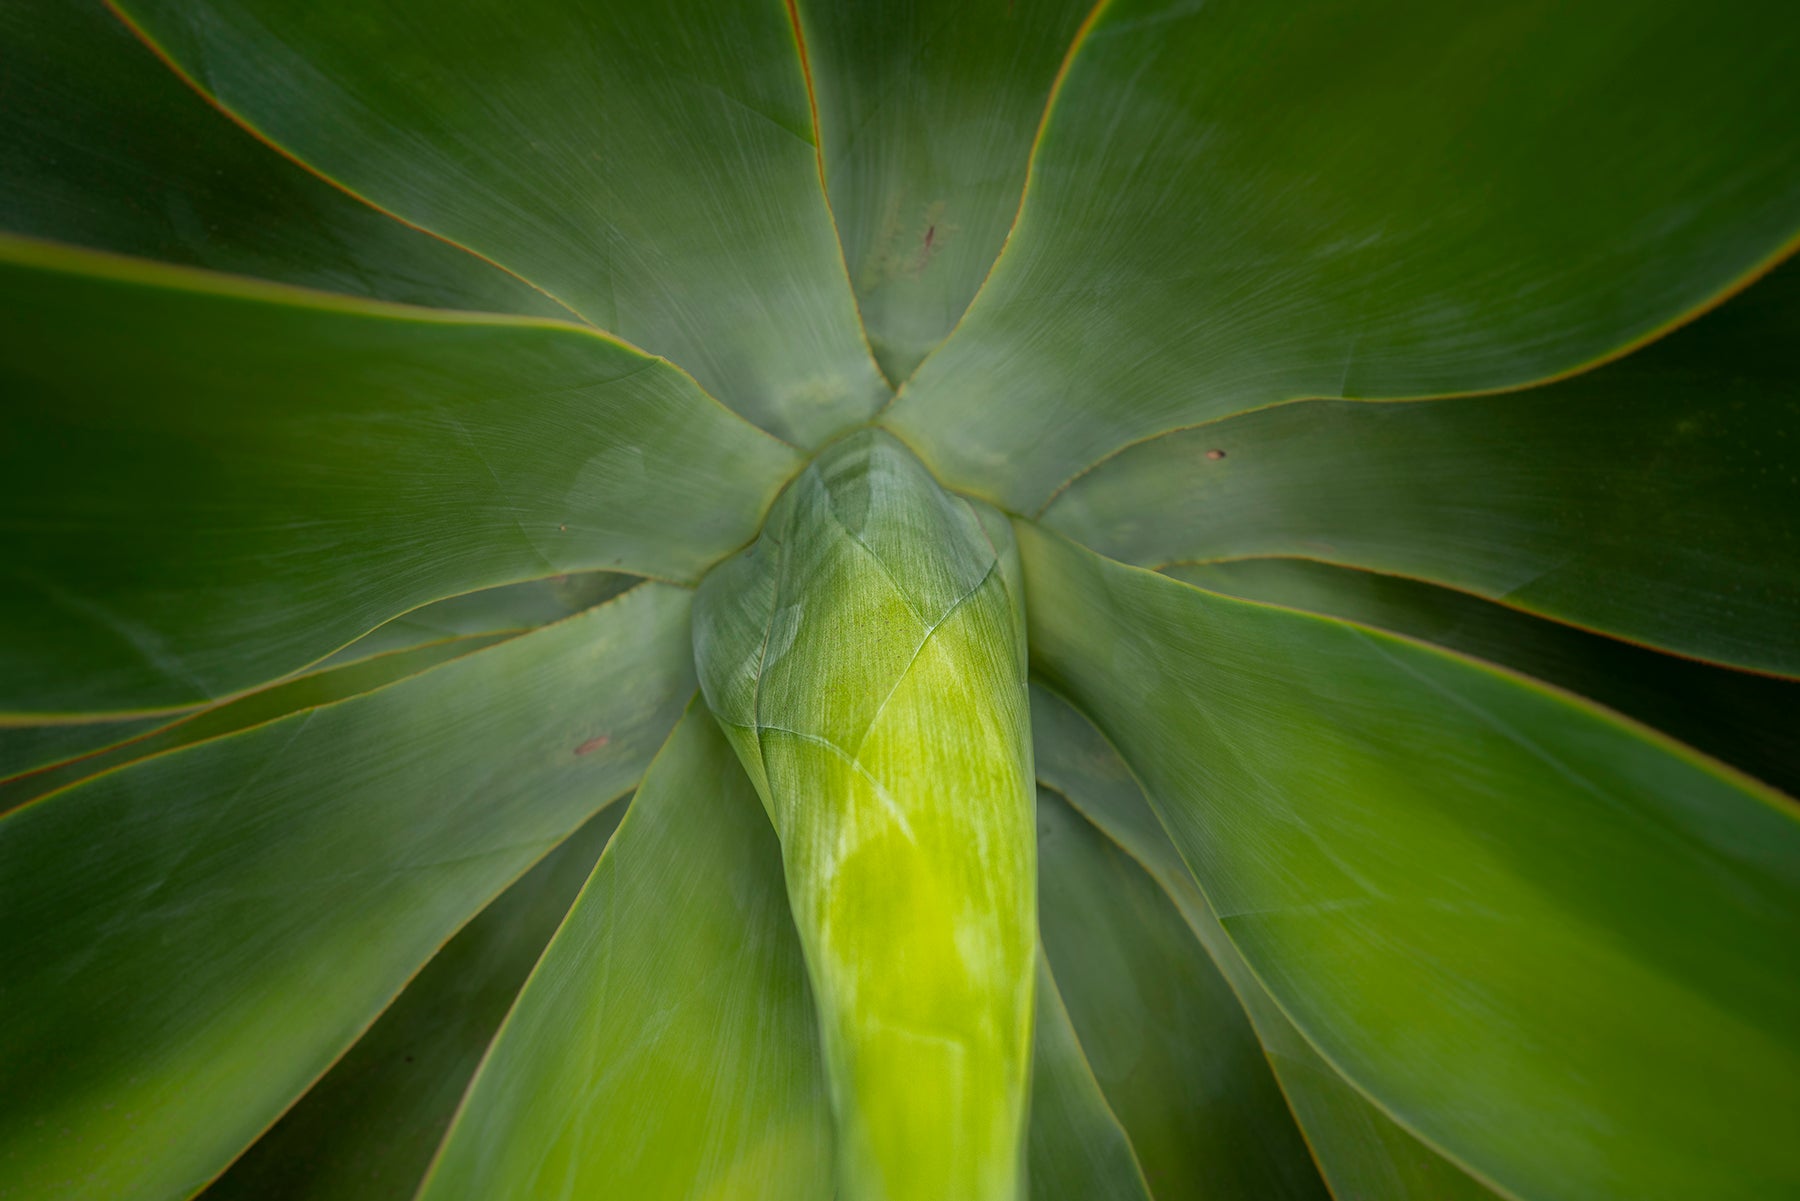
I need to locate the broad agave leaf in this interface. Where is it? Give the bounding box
[3,3,1798,1201]
[1021,520,1800,1201]
[0,571,635,810]
[1035,785,1326,1201]
[1030,685,1503,1201]
[1040,257,1800,676]
[885,0,1800,509]
[203,801,629,1201]
[1156,558,1800,801]
[1025,952,1155,1201]
[417,704,834,1200]
[0,238,797,715]
[794,0,1093,383]
[109,0,890,446]
[0,586,693,1198]
[0,0,563,317]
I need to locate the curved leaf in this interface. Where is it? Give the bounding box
[1037,784,1328,1201]
[2,573,627,791]
[0,584,693,1201]
[1236,1008,1504,1201]
[2,0,556,318]
[0,632,512,814]
[1164,559,1800,797]
[200,801,627,1201]
[316,571,635,668]
[1028,952,1155,1201]
[794,0,1093,383]
[112,0,887,444]
[1019,519,1800,1201]
[418,704,833,1201]
[692,430,1036,1201]
[886,0,1800,509]
[0,239,796,714]
[1043,258,1800,676]
[1032,684,1502,1201]
[0,713,167,784]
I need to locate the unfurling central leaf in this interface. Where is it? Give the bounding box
[693,429,1036,1201]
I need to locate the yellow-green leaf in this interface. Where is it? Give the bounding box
[1032,684,1503,1201]
[693,430,1036,1201]
[1019,518,1800,1201]
[418,704,833,1201]
[0,586,693,1200]
[1037,785,1328,1201]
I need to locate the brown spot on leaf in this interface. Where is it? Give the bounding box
[575,735,611,756]
[1206,449,1227,461]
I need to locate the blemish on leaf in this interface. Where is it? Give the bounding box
[911,204,951,277]
[574,735,610,756]
[1206,448,1227,461]
[863,194,956,287]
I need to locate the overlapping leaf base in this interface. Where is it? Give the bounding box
[694,431,1036,1201]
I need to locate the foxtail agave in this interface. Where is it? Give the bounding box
[3,2,1799,1200]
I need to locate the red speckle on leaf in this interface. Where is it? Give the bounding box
[575,735,611,756]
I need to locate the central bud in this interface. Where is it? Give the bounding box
[694,429,1035,1201]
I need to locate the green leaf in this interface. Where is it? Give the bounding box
[886,0,1800,509]
[200,801,627,1201]
[794,0,1093,384]
[1037,785,1328,1201]
[3,573,627,794]
[0,238,797,715]
[0,584,693,1201]
[316,571,635,668]
[1234,1008,1504,1201]
[1019,519,1800,1201]
[693,430,1036,1201]
[0,632,512,814]
[0,713,168,784]
[0,0,559,317]
[8,7,1797,1199]
[1163,559,1800,797]
[1032,684,1502,1201]
[112,0,888,444]
[1027,953,1154,1201]
[418,703,833,1201]
[1043,258,1800,676]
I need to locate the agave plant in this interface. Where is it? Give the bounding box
[4,1,1799,1198]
